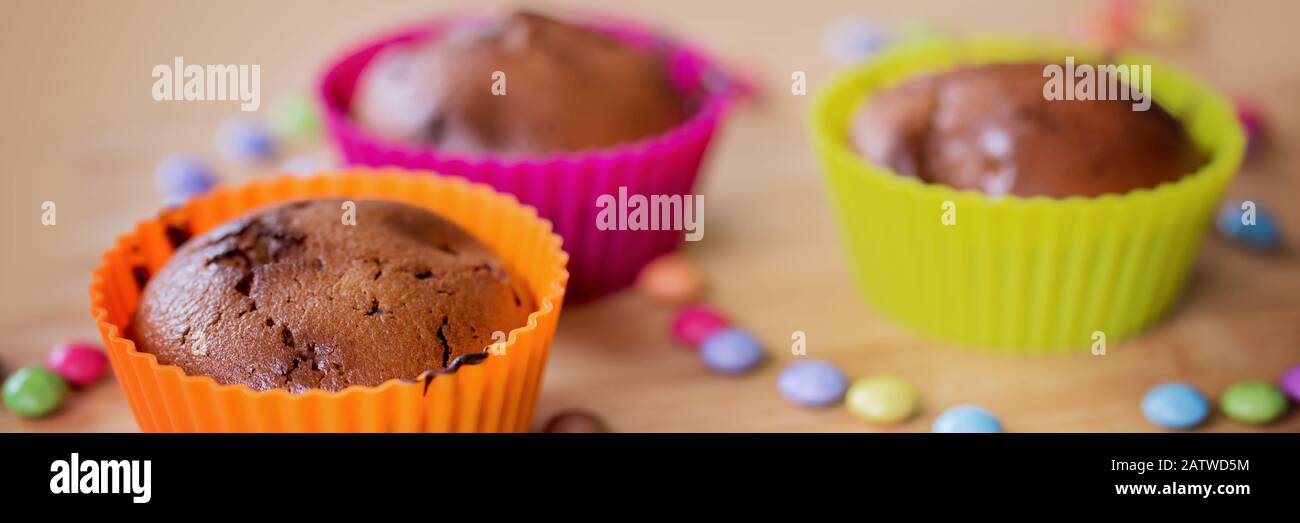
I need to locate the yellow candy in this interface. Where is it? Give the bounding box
[1137,0,1190,45]
[845,375,918,425]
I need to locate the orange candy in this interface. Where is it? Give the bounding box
[636,253,704,305]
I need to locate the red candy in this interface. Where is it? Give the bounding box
[671,305,730,346]
[46,341,109,386]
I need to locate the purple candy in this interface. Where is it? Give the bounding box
[217,118,276,163]
[823,18,891,65]
[778,360,848,407]
[699,329,764,375]
[155,153,215,203]
[1280,365,1300,403]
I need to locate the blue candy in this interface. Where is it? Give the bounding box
[778,360,848,407]
[1217,200,1280,250]
[155,153,215,204]
[822,18,891,65]
[1141,382,1208,430]
[216,118,277,163]
[699,329,764,375]
[932,405,1002,433]
[279,155,334,177]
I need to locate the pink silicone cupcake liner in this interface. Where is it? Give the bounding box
[318,13,732,302]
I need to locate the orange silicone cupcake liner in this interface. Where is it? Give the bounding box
[89,170,569,432]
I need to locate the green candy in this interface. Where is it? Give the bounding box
[3,366,67,418]
[268,94,320,141]
[1219,381,1287,425]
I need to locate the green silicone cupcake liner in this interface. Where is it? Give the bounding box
[809,36,1245,353]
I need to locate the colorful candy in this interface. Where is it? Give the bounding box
[1216,200,1280,250]
[154,153,215,204]
[1220,381,1287,425]
[822,18,942,65]
[822,18,891,65]
[46,342,108,387]
[268,94,321,141]
[636,253,704,305]
[1280,365,1300,403]
[279,154,335,177]
[1141,382,1209,429]
[542,410,610,433]
[1234,97,1265,153]
[1090,0,1142,51]
[699,328,764,375]
[778,360,848,407]
[892,20,940,46]
[2,366,67,418]
[845,374,918,424]
[216,117,277,163]
[671,305,729,346]
[932,405,1002,433]
[1135,0,1191,45]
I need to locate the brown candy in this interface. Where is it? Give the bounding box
[542,410,610,433]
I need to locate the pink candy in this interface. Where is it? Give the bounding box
[1090,0,1141,51]
[46,341,109,386]
[1234,97,1264,153]
[671,306,730,346]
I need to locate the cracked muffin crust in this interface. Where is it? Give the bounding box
[849,62,1204,198]
[131,198,536,392]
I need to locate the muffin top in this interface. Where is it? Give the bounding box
[132,199,535,393]
[351,10,687,156]
[849,63,1204,198]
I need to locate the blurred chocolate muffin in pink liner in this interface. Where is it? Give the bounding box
[352,11,687,157]
[319,9,733,301]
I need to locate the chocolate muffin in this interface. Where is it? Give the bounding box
[849,63,1204,198]
[132,199,535,393]
[351,10,687,156]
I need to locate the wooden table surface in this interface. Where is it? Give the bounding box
[1,0,1297,432]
